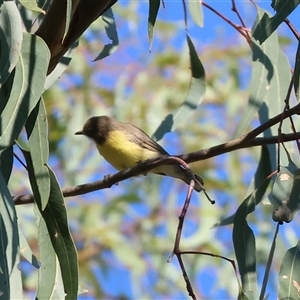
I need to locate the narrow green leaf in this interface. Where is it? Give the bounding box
[238,290,250,300]
[35,207,61,299]
[234,7,291,140]
[215,146,271,227]
[94,8,119,61]
[278,243,300,300]
[232,146,270,293]
[42,166,78,299]
[294,40,300,100]
[19,227,40,268]
[0,33,50,151]
[188,0,204,27]
[25,99,50,210]
[0,145,13,183]
[233,217,257,291]
[153,34,206,141]
[253,0,300,43]
[20,150,78,299]
[0,172,22,299]
[18,0,45,14]
[272,167,300,223]
[63,0,72,40]
[148,0,160,51]
[0,0,23,87]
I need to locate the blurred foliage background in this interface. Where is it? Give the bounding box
[9,1,300,299]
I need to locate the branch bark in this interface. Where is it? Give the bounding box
[35,0,118,74]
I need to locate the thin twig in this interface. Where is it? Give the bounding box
[13,153,28,170]
[168,165,197,299]
[231,0,251,43]
[180,251,242,292]
[259,223,280,300]
[177,254,197,300]
[202,1,250,43]
[284,18,300,40]
[277,77,295,170]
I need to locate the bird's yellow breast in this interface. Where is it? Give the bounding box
[95,130,156,171]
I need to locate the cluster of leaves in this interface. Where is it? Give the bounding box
[2,0,300,299]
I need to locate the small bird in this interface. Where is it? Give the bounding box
[75,116,204,192]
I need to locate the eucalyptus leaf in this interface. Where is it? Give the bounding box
[153,34,205,141]
[94,8,118,61]
[234,7,291,140]
[41,166,78,300]
[0,33,50,151]
[215,146,271,227]
[35,206,61,299]
[148,0,160,51]
[294,40,300,100]
[253,0,300,43]
[0,145,13,183]
[20,149,78,299]
[25,99,50,210]
[18,0,45,14]
[0,172,22,299]
[0,0,23,87]
[19,227,40,268]
[188,0,203,27]
[272,167,300,223]
[233,217,257,291]
[278,244,300,300]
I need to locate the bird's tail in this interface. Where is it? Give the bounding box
[152,165,204,192]
[180,171,204,192]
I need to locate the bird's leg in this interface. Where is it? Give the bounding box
[103,174,119,186]
[136,160,147,176]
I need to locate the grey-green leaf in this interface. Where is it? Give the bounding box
[0,0,23,87]
[94,8,118,61]
[0,172,22,299]
[253,0,300,44]
[25,99,50,210]
[188,0,204,27]
[278,244,300,300]
[148,0,160,51]
[0,145,13,183]
[233,218,257,291]
[18,0,45,14]
[294,40,300,100]
[233,7,291,140]
[35,206,61,299]
[42,166,78,299]
[0,33,50,151]
[19,227,40,268]
[272,167,300,223]
[20,150,78,299]
[153,34,206,141]
[215,146,271,227]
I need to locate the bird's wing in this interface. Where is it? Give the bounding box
[125,124,170,155]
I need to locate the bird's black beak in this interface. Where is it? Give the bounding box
[75,130,84,135]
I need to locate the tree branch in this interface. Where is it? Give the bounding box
[13,130,300,205]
